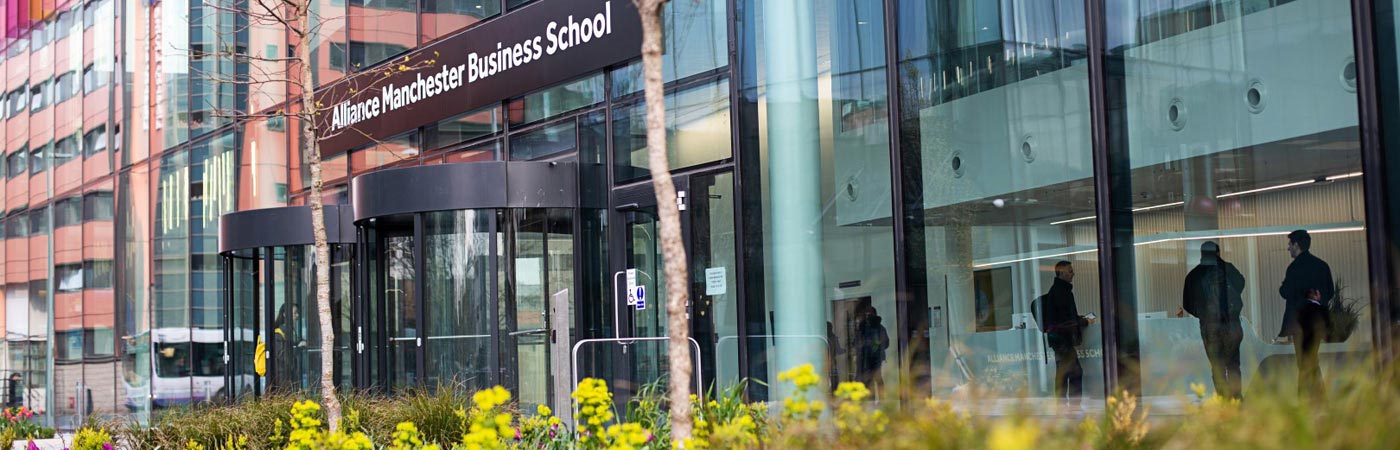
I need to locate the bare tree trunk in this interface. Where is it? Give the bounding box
[297,0,342,431]
[634,0,692,442]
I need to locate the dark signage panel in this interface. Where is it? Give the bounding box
[315,0,641,153]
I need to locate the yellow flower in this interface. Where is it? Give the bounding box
[988,421,1039,450]
[1190,382,1208,399]
[537,404,552,417]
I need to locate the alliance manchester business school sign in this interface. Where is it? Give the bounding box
[316,0,642,153]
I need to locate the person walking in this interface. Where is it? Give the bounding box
[1038,261,1094,411]
[1182,241,1246,399]
[1278,230,1333,397]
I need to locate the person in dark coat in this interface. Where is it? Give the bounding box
[1041,261,1093,408]
[1182,241,1246,399]
[1278,230,1333,396]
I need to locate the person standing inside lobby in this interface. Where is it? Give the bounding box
[1277,230,1334,397]
[1182,241,1246,399]
[1038,261,1094,411]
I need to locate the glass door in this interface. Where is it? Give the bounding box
[609,170,739,395]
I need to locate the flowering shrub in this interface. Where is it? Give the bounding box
[775,364,823,425]
[458,386,515,450]
[0,407,53,450]
[831,382,886,445]
[282,400,375,450]
[516,404,569,450]
[70,427,113,450]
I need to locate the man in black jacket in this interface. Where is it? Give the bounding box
[1041,261,1093,409]
[1278,230,1333,396]
[1182,241,1246,399]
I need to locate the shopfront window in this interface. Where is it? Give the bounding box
[896,0,1102,411]
[739,0,898,402]
[1101,0,1372,407]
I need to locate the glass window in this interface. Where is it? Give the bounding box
[53,134,80,166]
[739,0,901,404]
[82,65,108,95]
[30,21,48,52]
[54,71,77,103]
[30,143,48,174]
[55,11,74,40]
[350,131,419,173]
[420,0,499,42]
[1102,0,1372,403]
[6,212,28,238]
[28,207,48,235]
[56,264,84,293]
[6,149,27,179]
[506,73,605,126]
[84,260,115,290]
[84,126,109,157]
[55,197,82,228]
[508,120,575,161]
[894,0,1102,411]
[610,0,729,97]
[29,80,48,112]
[423,106,500,151]
[348,0,418,69]
[442,141,499,164]
[7,86,28,116]
[612,78,731,181]
[84,191,115,222]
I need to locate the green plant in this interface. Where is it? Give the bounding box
[1327,280,1362,343]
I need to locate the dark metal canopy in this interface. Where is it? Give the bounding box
[351,161,578,222]
[218,205,357,254]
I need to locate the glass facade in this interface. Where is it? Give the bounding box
[1,0,1400,430]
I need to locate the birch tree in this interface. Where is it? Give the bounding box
[633,0,693,442]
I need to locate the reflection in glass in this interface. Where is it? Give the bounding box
[741,0,897,403]
[509,121,576,161]
[897,0,1103,412]
[610,0,728,97]
[613,79,731,182]
[349,0,418,69]
[420,0,500,42]
[424,210,493,390]
[1104,0,1371,408]
[506,74,604,126]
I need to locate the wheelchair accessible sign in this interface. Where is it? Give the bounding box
[625,269,646,310]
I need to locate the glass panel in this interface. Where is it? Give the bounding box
[424,210,493,390]
[423,106,500,152]
[228,251,259,400]
[420,0,499,43]
[442,141,499,164]
[351,131,420,174]
[1105,0,1371,407]
[740,0,898,403]
[509,120,575,161]
[610,0,729,97]
[310,0,349,87]
[349,0,418,70]
[506,73,604,126]
[384,231,418,388]
[690,173,741,389]
[612,79,731,182]
[896,0,1102,412]
[623,206,667,387]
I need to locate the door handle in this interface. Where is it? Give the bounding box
[615,203,641,212]
[508,328,548,337]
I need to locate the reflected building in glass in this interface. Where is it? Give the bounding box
[0,0,1399,430]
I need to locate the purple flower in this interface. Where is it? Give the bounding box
[27,440,39,450]
[515,430,522,441]
[103,443,114,450]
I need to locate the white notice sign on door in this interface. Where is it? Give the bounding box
[705,267,727,296]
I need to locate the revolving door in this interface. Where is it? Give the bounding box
[218,205,356,400]
[353,161,587,412]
